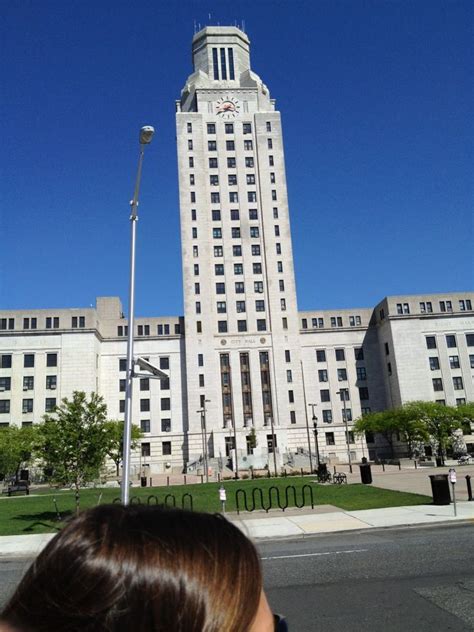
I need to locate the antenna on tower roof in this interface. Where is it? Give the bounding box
[193,20,197,34]
[242,19,246,32]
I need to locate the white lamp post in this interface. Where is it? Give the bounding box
[121,126,155,505]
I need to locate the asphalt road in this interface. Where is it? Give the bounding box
[1,524,473,631]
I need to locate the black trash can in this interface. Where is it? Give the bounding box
[429,474,450,505]
[317,463,328,476]
[435,456,443,467]
[141,476,147,488]
[359,463,372,484]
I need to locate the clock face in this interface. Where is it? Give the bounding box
[216,96,240,119]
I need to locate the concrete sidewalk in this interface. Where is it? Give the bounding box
[1,501,473,557]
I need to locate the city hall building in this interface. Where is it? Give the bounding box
[1,27,473,476]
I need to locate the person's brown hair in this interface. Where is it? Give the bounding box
[2,504,262,632]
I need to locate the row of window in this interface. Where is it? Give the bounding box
[0,398,56,414]
[199,243,283,258]
[205,173,276,187]
[426,334,474,349]
[429,355,474,370]
[195,207,279,223]
[208,261,283,275]
[203,280,283,295]
[394,299,472,316]
[302,315,362,330]
[193,138,274,153]
[140,418,171,433]
[318,368,368,383]
[432,377,465,392]
[193,225,280,239]
[141,441,172,457]
[187,121,272,135]
[199,155,274,170]
[319,388,369,403]
[118,377,169,392]
[119,357,169,371]
[315,348,364,363]
[0,376,57,391]
[0,317,86,331]
[193,190,278,205]
[200,319,268,334]
[117,324,181,337]
[119,398,170,413]
[0,353,58,369]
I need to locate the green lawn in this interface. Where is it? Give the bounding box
[0,478,431,536]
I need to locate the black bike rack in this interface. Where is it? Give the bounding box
[235,484,315,514]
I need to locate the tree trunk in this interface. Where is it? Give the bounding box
[75,485,80,515]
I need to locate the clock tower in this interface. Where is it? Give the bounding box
[176,26,307,470]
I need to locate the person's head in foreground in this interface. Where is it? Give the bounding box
[1,504,287,632]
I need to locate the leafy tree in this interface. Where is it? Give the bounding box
[37,391,109,513]
[402,401,461,463]
[247,426,257,451]
[104,420,142,476]
[455,402,474,438]
[0,425,39,482]
[354,411,399,457]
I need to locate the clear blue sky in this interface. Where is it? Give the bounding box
[1,0,472,316]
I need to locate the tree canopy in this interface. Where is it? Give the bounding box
[104,420,142,476]
[0,425,39,481]
[37,391,109,511]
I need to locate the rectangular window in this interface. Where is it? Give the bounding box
[337,368,347,381]
[320,389,330,402]
[119,379,126,392]
[0,377,11,391]
[325,432,335,446]
[22,399,33,413]
[227,157,236,168]
[246,174,256,185]
[213,228,222,239]
[217,301,227,314]
[316,350,326,362]
[214,246,223,257]
[252,263,262,274]
[257,319,267,331]
[247,191,257,202]
[46,353,57,367]
[162,441,172,456]
[251,245,260,256]
[470,354,474,369]
[208,141,217,151]
[276,243,281,254]
[449,355,460,369]
[255,300,265,312]
[244,140,253,150]
[322,410,332,423]
[356,367,367,380]
[268,138,273,149]
[250,227,260,238]
[254,281,264,294]
[429,357,440,370]
[229,192,238,203]
[335,348,345,361]
[243,123,252,134]
[245,157,254,168]
[226,140,235,151]
[249,209,258,220]
[446,334,457,348]
[220,48,227,79]
[342,409,353,422]
[237,320,247,332]
[161,418,171,432]
[432,378,443,392]
[318,369,328,382]
[218,321,228,333]
[23,354,34,368]
[235,282,245,294]
[453,377,464,390]
[274,225,280,236]
[216,283,226,295]
[359,387,369,400]
[199,374,205,387]
[0,401,11,414]
[209,157,218,169]
[236,301,246,313]
[233,245,242,256]
[277,262,283,273]
[207,123,216,134]
[215,264,224,276]
[45,398,56,412]
[466,334,474,346]
[212,48,219,79]
[279,280,285,291]
[22,376,33,390]
[231,227,241,239]
[234,263,243,275]
[140,378,150,392]
[228,48,235,79]
[1,355,12,369]
[426,336,437,349]
[140,419,150,433]
[198,354,204,367]
[141,442,151,457]
[188,140,193,150]
[160,397,171,410]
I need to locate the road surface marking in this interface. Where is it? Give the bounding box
[262,548,368,560]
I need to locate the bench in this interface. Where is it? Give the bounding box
[333,473,347,485]
[2,481,30,496]
[418,461,436,468]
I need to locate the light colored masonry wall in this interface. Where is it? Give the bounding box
[176,26,306,464]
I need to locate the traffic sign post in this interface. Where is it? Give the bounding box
[219,485,227,514]
[449,468,457,516]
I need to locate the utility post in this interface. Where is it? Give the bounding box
[301,361,314,473]
[337,388,353,473]
[308,403,320,469]
[197,398,210,483]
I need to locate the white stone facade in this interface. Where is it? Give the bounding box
[1,29,473,473]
